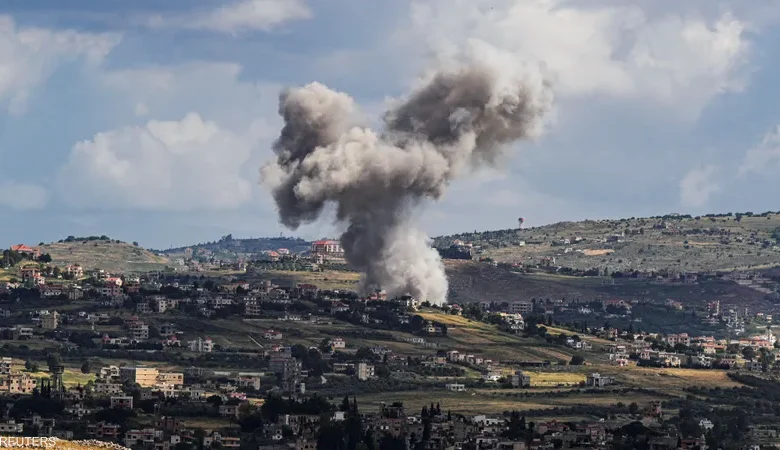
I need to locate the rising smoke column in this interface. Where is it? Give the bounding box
[261,57,552,305]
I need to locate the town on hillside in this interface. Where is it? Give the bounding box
[1,234,780,450]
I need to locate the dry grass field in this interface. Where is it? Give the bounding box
[250,269,361,290]
[356,387,667,416]
[602,367,744,394]
[415,312,577,362]
[38,240,170,272]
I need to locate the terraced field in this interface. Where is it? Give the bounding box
[39,240,170,272]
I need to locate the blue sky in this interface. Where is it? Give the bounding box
[2,0,780,249]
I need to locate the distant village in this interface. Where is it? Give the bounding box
[0,239,779,449]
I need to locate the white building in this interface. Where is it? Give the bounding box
[188,337,214,353]
[356,363,374,381]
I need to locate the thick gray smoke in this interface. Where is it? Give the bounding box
[261,59,552,305]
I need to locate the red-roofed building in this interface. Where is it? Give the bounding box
[312,240,343,256]
[263,250,280,262]
[10,245,40,258]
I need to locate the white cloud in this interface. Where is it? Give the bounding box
[58,113,256,211]
[679,165,720,207]
[739,125,780,176]
[55,61,283,214]
[0,182,48,210]
[98,61,281,130]
[0,15,119,115]
[397,0,750,119]
[147,0,312,34]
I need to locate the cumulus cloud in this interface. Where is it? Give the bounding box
[0,15,119,115]
[397,0,750,119]
[0,182,48,210]
[739,125,780,176]
[98,62,281,129]
[58,113,256,211]
[147,0,311,34]
[679,165,720,207]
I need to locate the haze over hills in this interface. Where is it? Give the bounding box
[154,210,780,275]
[7,211,780,305]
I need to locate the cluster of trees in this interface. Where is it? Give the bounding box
[1,249,25,268]
[158,236,311,255]
[316,397,379,450]
[59,235,113,243]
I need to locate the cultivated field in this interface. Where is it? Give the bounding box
[247,269,361,290]
[8,360,95,387]
[356,387,668,416]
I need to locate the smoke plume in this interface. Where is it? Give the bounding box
[261,56,552,305]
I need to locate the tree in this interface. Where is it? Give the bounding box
[570,355,585,366]
[25,359,38,372]
[46,353,62,371]
[317,422,346,450]
[319,338,333,353]
[629,402,639,415]
[742,346,756,361]
[81,360,92,374]
[206,395,223,408]
[38,254,52,263]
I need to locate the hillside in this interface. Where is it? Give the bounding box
[435,212,780,274]
[158,235,311,259]
[442,260,773,307]
[11,210,780,285]
[39,240,170,272]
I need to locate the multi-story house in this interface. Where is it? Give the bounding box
[110,396,134,409]
[0,357,12,375]
[40,311,59,330]
[0,373,37,394]
[357,362,375,381]
[128,321,149,341]
[120,366,159,387]
[87,422,121,441]
[188,337,213,353]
